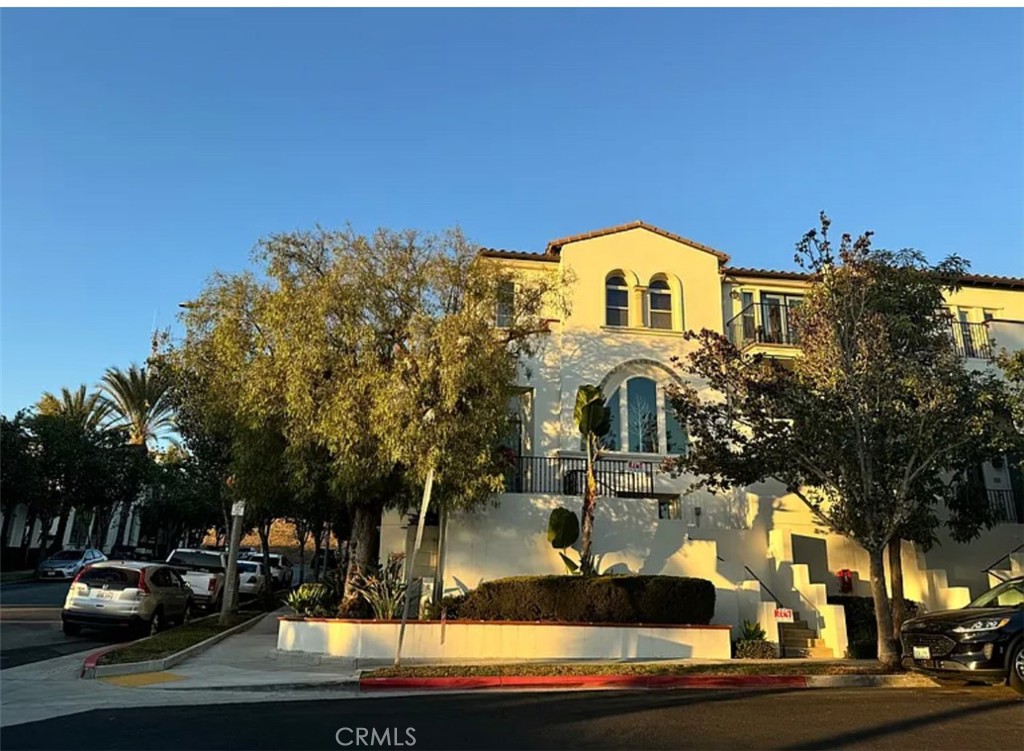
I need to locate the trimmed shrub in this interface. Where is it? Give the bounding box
[734,640,778,659]
[287,583,334,617]
[439,575,715,625]
[828,595,923,659]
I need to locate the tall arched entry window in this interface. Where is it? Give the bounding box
[595,364,689,456]
[605,274,629,327]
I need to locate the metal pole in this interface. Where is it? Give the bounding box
[220,501,244,626]
[395,466,434,667]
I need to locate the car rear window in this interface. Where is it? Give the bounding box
[79,567,140,591]
[167,551,224,572]
[237,562,258,573]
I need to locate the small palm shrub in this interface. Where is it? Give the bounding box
[350,553,408,620]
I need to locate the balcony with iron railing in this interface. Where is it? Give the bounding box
[726,303,995,360]
[725,301,802,351]
[988,489,1023,524]
[501,455,656,497]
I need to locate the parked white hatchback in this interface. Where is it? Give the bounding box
[237,560,267,597]
[61,561,194,637]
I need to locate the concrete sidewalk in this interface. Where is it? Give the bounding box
[107,608,366,691]
[0,610,364,728]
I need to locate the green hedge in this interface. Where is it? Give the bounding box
[828,595,922,659]
[438,575,715,625]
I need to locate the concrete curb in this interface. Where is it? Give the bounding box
[81,612,267,679]
[359,672,942,692]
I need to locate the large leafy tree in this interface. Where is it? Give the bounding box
[170,225,562,611]
[0,412,42,551]
[666,214,1018,669]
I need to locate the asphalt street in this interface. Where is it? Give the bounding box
[1,686,1021,750]
[0,580,125,669]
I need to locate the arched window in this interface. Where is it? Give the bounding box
[626,377,659,452]
[596,363,690,456]
[606,274,629,327]
[647,276,672,330]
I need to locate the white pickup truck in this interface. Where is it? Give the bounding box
[165,548,226,611]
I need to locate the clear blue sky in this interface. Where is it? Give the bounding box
[2,8,1022,414]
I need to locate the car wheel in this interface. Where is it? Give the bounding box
[1009,643,1024,695]
[148,609,163,637]
[62,621,81,636]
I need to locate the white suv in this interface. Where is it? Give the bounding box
[62,561,194,637]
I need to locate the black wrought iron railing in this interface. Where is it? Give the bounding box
[988,489,1022,524]
[726,302,801,350]
[951,321,993,360]
[502,455,655,497]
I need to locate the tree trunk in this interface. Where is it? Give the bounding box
[0,509,13,551]
[888,538,907,641]
[294,521,308,587]
[258,520,274,611]
[312,526,323,583]
[19,511,38,567]
[341,498,384,612]
[578,437,597,575]
[50,506,73,554]
[112,501,132,549]
[869,545,900,670]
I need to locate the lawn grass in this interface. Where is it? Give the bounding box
[96,611,261,665]
[362,661,895,679]
[0,570,34,583]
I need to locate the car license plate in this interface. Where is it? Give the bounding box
[95,590,114,600]
[46,571,56,577]
[913,646,931,660]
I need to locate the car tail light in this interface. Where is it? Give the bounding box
[137,568,150,594]
[208,579,216,592]
[72,565,91,584]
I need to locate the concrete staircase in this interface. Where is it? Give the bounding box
[779,612,834,658]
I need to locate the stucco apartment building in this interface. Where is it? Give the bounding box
[382,221,1024,658]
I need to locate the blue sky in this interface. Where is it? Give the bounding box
[2,8,1022,414]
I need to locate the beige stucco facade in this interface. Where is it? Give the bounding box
[383,222,1024,657]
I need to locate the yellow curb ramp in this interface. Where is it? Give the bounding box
[100,672,185,687]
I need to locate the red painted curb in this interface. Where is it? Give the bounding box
[359,674,810,691]
[80,645,125,677]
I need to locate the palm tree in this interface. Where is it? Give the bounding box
[98,363,176,448]
[34,384,111,554]
[37,385,111,432]
[98,363,177,549]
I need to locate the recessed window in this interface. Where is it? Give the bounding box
[606,274,629,327]
[647,277,672,330]
[496,281,515,328]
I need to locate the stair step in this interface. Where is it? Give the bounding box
[783,638,827,649]
[784,646,834,658]
[780,627,815,639]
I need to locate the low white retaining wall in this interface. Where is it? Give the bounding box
[277,618,732,660]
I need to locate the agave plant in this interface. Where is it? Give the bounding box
[350,553,408,620]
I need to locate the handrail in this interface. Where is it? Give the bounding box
[743,564,783,607]
[981,541,1024,578]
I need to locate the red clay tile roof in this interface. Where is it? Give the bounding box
[724,266,1024,290]
[544,221,731,263]
[479,248,558,263]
